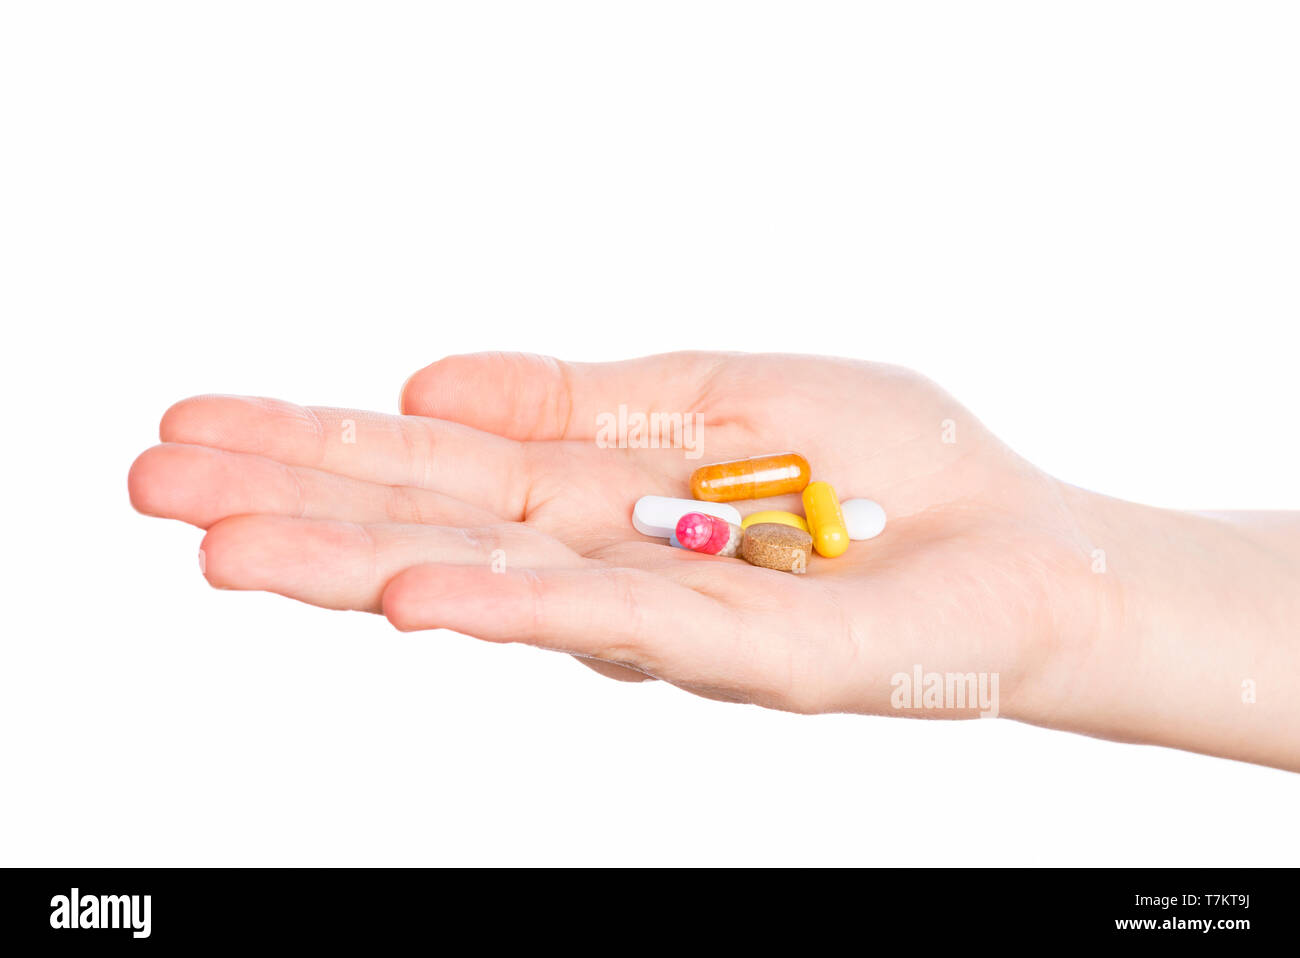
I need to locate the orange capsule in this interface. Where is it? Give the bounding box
[690,452,811,502]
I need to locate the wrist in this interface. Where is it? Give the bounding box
[1026,485,1300,769]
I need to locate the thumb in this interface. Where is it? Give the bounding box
[400,350,733,441]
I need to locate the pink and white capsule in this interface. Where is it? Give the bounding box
[675,512,744,557]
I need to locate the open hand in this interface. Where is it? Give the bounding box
[129,352,1106,718]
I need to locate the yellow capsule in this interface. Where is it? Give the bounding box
[741,510,809,533]
[690,452,811,502]
[802,481,849,558]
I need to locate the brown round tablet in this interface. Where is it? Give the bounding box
[740,522,814,574]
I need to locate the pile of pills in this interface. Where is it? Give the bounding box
[631,452,886,574]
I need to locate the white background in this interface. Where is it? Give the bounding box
[2,2,1296,866]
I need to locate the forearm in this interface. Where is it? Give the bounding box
[1033,488,1300,770]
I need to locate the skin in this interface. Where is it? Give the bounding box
[128,352,1300,771]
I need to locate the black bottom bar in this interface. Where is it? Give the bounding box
[0,867,1286,947]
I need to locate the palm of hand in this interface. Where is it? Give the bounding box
[130,352,1100,716]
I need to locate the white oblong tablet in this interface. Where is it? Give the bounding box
[632,496,743,539]
[841,498,887,540]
